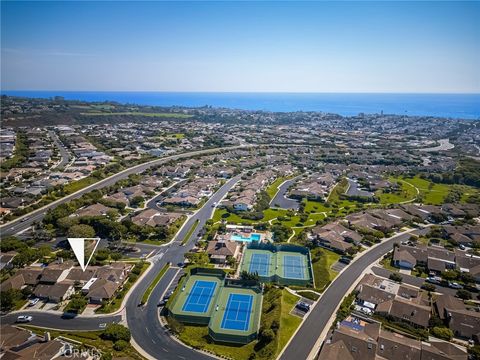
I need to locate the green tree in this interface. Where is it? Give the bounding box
[67,224,96,238]
[389,273,403,283]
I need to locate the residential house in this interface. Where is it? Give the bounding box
[447,309,480,341]
[33,281,75,303]
[375,297,431,328]
[131,209,182,227]
[206,240,240,265]
[74,203,114,218]
[434,294,466,320]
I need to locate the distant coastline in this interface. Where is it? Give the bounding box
[2,91,480,119]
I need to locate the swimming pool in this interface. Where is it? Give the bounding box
[230,233,261,242]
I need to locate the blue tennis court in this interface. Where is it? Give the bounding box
[182,280,217,313]
[283,255,305,279]
[248,253,270,276]
[221,293,253,331]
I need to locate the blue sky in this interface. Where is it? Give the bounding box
[1,1,479,93]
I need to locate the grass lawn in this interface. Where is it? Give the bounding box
[376,178,418,204]
[310,247,341,291]
[181,219,199,245]
[277,290,302,355]
[20,325,144,359]
[266,176,291,199]
[212,208,255,224]
[303,199,331,213]
[295,291,320,301]
[399,176,449,204]
[63,175,101,194]
[140,263,169,305]
[379,256,399,273]
[172,289,301,360]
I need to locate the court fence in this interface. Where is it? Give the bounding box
[243,242,315,286]
[167,267,262,344]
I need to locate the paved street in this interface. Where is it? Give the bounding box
[371,266,458,297]
[1,174,241,360]
[125,174,241,360]
[48,130,71,169]
[279,227,429,360]
[1,311,122,330]
[0,145,246,238]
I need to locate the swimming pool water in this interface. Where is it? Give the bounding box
[230,233,261,242]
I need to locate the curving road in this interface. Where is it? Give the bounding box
[1,145,247,237]
[270,177,300,210]
[1,175,241,360]
[279,226,430,360]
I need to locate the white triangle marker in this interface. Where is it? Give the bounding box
[67,238,100,271]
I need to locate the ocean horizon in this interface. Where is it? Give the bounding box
[2,91,480,120]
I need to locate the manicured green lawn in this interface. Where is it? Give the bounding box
[295,291,320,301]
[277,290,302,356]
[181,219,199,245]
[266,176,291,199]
[172,289,301,360]
[63,175,100,194]
[395,175,479,205]
[376,178,418,204]
[310,247,341,291]
[379,256,399,273]
[212,208,255,224]
[303,199,330,213]
[401,176,449,204]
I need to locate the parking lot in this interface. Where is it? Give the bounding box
[330,260,348,272]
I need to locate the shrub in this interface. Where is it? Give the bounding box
[456,289,472,300]
[113,340,128,351]
[102,324,131,342]
[431,327,453,341]
[389,273,403,283]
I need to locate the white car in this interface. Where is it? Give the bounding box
[16,315,33,323]
[449,282,463,289]
[28,298,40,307]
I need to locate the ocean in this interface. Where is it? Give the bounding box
[2,91,480,119]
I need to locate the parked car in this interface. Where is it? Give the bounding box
[163,291,173,300]
[158,299,168,307]
[449,282,463,289]
[339,257,351,264]
[295,302,310,312]
[20,217,29,223]
[61,312,77,319]
[212,202,217,208]
[28,298,40,307]
[16,315,33,323]
[426,277,441,285]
